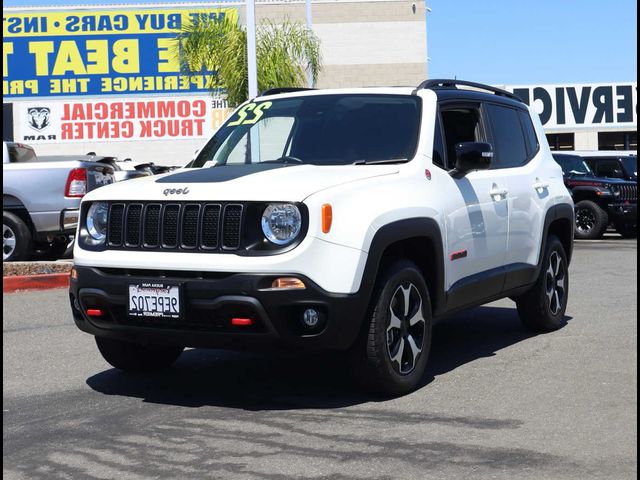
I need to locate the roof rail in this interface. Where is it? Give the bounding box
[259,87,316,97]
[416,79,521,101]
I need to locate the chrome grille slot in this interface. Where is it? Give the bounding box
[201,204,221,249]
[621,184,637,201]
[181,204,200,249]
[162,204,180,248]
[222,204,243,250]
[143,204,161,247]
[107,204,125,246]
[125,204,142,247]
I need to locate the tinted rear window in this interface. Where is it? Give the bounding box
[485,104,528,169]
[7,144,37,163]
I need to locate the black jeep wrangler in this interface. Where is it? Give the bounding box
[581,153,637,182]
[553,153,637,239]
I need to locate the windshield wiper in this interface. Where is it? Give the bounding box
[260,156,304,165]
[352,158,409,165]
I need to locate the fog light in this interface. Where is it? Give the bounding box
[271,277,306,290]
[302,308,320,328]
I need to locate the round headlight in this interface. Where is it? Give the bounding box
[611,185,621,197]
[86,202,109,242]
[261,203,302,245]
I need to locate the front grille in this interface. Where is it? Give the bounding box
[222,204,243,249]
[107,202,244,252]
[619,184,637,202]
[125,204,142,246]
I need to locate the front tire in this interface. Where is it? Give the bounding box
[574,200,608,239]
[353,260,432,396]
[3,211,32,261]
[516,235,569,332]
[95,337,184,372]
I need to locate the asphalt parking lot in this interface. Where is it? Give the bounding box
[3,237,637,480]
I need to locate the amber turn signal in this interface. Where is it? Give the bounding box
[321,204,333,233]
[271,277,306,290]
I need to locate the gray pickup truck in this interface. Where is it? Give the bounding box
[3,142,115,261]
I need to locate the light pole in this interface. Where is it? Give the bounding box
[246,0,258,98]
[306,0,313,87]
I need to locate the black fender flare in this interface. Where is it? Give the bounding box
[539,202,575,268]
[358,218,446,317]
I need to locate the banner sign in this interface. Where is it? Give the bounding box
[504,83,637,130]
[3,6,237,99]
[16,96,221,143]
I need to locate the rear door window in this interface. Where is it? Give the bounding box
[485,104,528,169]
[518,110,539,157]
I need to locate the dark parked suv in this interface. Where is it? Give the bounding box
[580,153,637,182]
[553,153,637,239]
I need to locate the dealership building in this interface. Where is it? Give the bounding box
[2,1,636,164]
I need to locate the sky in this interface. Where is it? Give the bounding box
[3,0,637,85]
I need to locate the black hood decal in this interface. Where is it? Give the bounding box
[155,164,298,183]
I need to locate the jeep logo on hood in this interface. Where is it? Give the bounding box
[163,187,190,196]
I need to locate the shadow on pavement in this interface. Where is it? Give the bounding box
[86,305,571,409]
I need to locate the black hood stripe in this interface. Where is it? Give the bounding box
[156,164,298,183]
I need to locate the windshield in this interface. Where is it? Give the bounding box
[188,94,422,167]
[553,154,594,176]
[620,157,637,178]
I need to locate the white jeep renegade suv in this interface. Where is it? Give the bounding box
[70,80,574,396]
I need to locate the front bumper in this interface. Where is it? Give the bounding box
[69,266,369,351]
[608,202,637,225]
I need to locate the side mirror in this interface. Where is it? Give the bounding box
[450,142,493,178]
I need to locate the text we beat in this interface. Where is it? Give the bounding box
[5,37,179,77]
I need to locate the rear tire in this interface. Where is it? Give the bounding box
[3,211,32,261]
[351,260,432,396]
[95,337,183,372]
[574,200,608,240]
[516,235,569,332]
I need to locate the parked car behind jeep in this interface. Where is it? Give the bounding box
[552,153,637,239]
[3,142,115,261]
[573,150,637,182]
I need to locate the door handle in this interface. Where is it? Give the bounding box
[489,186,508,200]
[533,178,549,190]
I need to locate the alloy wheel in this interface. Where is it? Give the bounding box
[3,223,17,261]
[576,208,596,233]
[545,251,566,315]
[386,282,426,375]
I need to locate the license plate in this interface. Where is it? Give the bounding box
[128,282,181,320]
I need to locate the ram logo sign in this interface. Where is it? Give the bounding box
[27,107,51,131]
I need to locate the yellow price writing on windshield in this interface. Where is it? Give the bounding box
[227,101,272,126]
